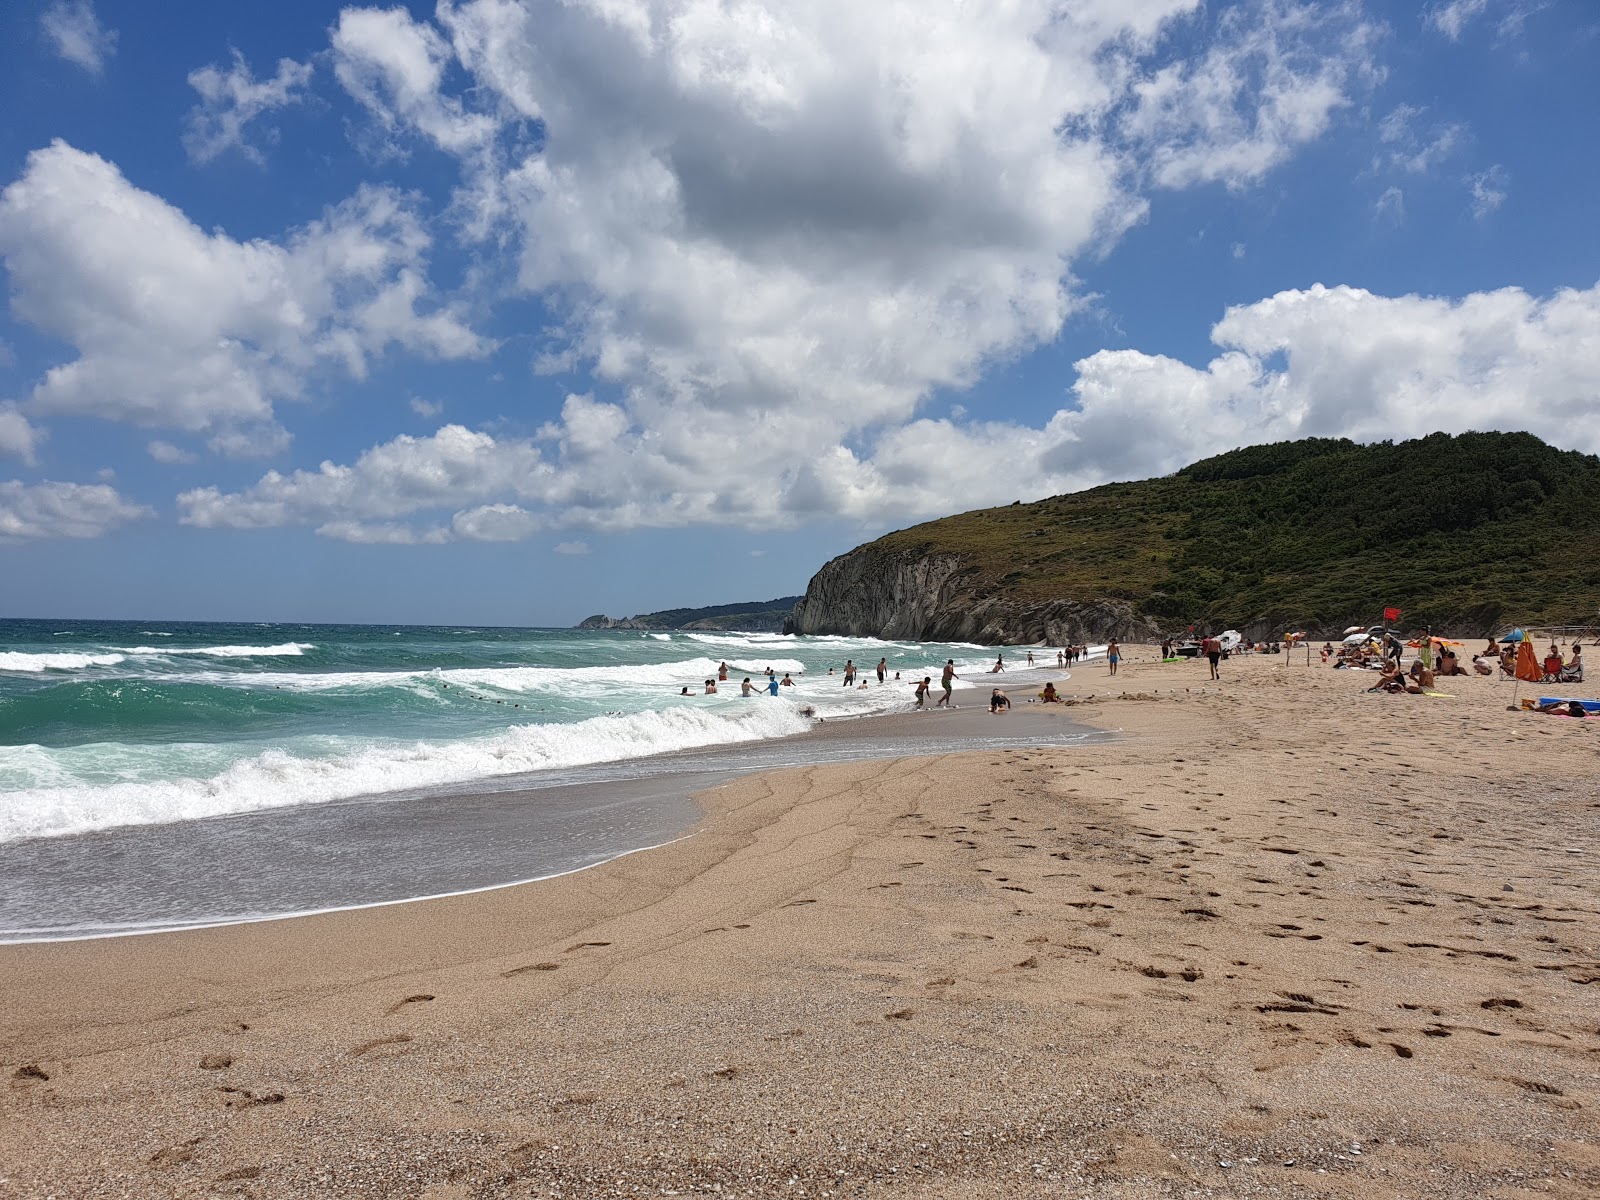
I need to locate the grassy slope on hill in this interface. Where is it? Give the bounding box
[869,432,1600,633]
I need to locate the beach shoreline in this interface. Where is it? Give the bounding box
[3,646,1597,1198]
[0,664,1102,943]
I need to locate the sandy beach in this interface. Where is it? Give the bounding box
[2,648,1597,1199]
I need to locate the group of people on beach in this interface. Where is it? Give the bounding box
[1349,632,1586,694]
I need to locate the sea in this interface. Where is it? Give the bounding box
[0,619,1099,941]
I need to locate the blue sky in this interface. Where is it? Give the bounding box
[1,0,1596,626]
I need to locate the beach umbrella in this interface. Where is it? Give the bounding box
[1342,625,1365,636]
[1429,636,1464,647]
[1515,639,1541,682]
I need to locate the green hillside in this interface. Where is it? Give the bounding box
[577,596,803,632]
[871,431,1600,635]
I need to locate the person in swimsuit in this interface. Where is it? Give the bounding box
[876,657,887,683]
[938,660,957,707]
[1106,639,1120,676]
[988,688,1010,714]
[1040,681,1059,703]
[914,677,931,708]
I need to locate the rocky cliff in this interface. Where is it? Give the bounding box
[787,544,1162,644]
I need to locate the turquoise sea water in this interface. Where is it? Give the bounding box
[0,618,1038,846]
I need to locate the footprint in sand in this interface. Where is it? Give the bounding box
[386,994,435,1014]
[565,941,612,951]
[349,1034,413,1057]
[502,962,561,976]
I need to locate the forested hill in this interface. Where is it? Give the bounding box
[577,596,803,632]
[789,432,1600,642]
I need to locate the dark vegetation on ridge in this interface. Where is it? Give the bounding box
[801,432,1600,638]
[578,596,804,632]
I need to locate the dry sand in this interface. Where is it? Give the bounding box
[2,648,1597,1199]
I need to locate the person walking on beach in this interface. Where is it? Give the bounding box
[914,676,931,708]
[1202,634,1221,681]
[876,657,887,684]
[1107,639,1120,676]
[938,660,957,707]
[843,659,856,686]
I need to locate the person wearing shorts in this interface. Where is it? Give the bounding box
[1106,639,1120,676]
[914,677,931,708]
[1202,635,1221,680]
[938,660,957,707]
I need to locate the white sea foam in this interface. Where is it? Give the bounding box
[169,656,813,696]
[0,651,127,672]
[113,642,315,658]
[139,631,174,636]
[0,703,818,844]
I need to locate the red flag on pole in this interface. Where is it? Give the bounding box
[1383,606,1401,622]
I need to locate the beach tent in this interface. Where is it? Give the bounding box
[1218,630,1242,651]
[1342,632,1369,645]
[1505,628,1526,643]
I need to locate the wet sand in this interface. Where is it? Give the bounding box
[2,648,1597,1198]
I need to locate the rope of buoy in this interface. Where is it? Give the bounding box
[437,681,542,711]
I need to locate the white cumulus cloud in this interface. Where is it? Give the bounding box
[0,141,489,448]
[41,1,116,74]
[0,404,43,465]
[147,440,198,465]
[0,480,149,541]
[183,51,315,164]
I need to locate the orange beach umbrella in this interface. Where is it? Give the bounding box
[1515,638,1542,683]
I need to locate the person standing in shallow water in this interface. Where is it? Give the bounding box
[842,658,856,687]
[938,660,957,707]
[1106,639,1120,676]
[876,657,887,684]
